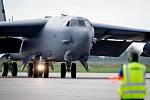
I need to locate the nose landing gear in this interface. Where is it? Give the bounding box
[26,56,50,78]
[27,63,33,77]
[44,63,49,78]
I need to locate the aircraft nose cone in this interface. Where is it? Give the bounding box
[72,30,93,56]
[81,32,92,50]
[64,28,94,61]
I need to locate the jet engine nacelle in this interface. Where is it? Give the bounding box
[143,42,150,56]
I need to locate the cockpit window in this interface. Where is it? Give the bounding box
[66,19,91,27]
[69,20,79,27]
[84,20,91,27]
[66,21,70,27]
[78,20,86,26]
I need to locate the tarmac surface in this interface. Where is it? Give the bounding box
[0,73,150,100]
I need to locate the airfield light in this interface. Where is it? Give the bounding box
[37,64,45,71]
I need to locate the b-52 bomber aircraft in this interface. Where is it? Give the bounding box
[0,0,150,78]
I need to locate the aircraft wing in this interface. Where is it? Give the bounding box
[91,22,150,57]
[0,18,48,38]
[0,18,48,53]
[91,40,132,57]
[92,22,150,41]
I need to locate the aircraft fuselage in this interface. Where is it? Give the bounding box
[9,16,94,62]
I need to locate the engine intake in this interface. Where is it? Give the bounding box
[142,42,150,56]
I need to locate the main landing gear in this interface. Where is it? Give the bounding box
[2,62,18,77]
[27,62,49,78]
[61,62,76,78]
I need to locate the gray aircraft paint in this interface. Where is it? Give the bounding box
[0,0,5,21]
[0,0,150,64]
[8,16,94,63]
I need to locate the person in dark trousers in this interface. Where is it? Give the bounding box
[118,51,147,100]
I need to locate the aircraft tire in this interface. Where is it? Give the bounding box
[11,62,18,76]
[71,63,76,78]
[44,63,49,78]
[38,71,43,77]
[61,63,66,78]
[2,62,9,76]
[28,63,33,77]
[33,63,38,78]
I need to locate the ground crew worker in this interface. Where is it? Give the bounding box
[118,51,147,100]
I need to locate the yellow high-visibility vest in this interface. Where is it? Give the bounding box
[118,62,147,99]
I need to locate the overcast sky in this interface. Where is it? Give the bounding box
[3,0,150,29]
